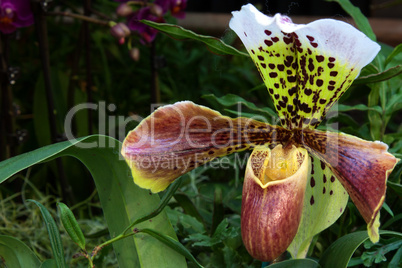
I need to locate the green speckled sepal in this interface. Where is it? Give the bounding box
[229,4,380,129]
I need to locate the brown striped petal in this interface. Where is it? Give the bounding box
[241,145,309,262]
[121,101,291,193]
[298,129,399,242]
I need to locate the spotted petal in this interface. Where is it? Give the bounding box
[288,154,348,258]
[298,129,399,242]
[121,101,291,193]
[241,145,309,261]
[229,4,380,129]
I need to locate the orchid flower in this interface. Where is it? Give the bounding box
[121,4,399,262]
[0,0,33,34]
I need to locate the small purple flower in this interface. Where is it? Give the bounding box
[0,0,33,34]
[155,0,187,19]
[127,6,164,44]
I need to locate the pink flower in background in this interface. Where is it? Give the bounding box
[155,0,187,18]
[0,0,33,34]
[113,0,187,43]
[127,6,165,44]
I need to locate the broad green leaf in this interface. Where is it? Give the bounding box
[40,259,57,268]
[141,20,248,57]
[266,258,321,268]
[319,231,402,268]
[0,235,41,268]
[28,200,67,268]
[385,44,402,66]
[57,202,86,250]
[326,0,376,41]
[140,228,203,268]
[0,135,186,267]
[353,65,402,85]
[203,93,277,118]
[288,155,349,259]
[368,84,382,140]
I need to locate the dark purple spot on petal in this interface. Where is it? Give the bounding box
[251,49,255,54]
[310,176,315,187]
[330,190,333,195]
[323,187,326,194]
[274,94,279,99]
[269,72,278,78]
[272,36,279,42]
[258,55,264,61]
[311,42,318,48]
[269,63,275,69]
[274,83,279,88]
[319,99,326,104]
[323,174,327,183]
[330,176,335,182]
[287,76,296,83]
[329,57,336,62]
[277,64,285,71]
[264,30,272,36]
[261,63,267,68]
[328,63,335,68]
[268,88,274,94]
[306,35,314,41]
[304,88,312,96]
[316,79,323,87]
[264,40,273,46]
[328,86,335,91]
[330,71,338,77]
[329,80,336,85]
[310,195,315,205]
[316,55,324,62]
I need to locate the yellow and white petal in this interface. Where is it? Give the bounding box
[121,101,290,193]
[229,4,380,129]
[241,145,309,261]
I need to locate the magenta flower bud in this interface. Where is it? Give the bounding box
[110,22,131,39]
[116,3,133,17]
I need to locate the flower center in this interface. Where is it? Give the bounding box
[262,145,303,184]
[0,16,13,25]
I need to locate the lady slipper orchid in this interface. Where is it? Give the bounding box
[121,4,399,262]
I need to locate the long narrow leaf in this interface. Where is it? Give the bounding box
[140,228,203,268]
[353,65,402,85]
[319,231,402,268]
[28,200,67,268]
[326,0,376,41]
[141,20,248,57]
[385,44,402,66]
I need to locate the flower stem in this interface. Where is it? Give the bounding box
[0,33,16,160]
[32,0,75,204]
[46,11,110,26]
[84,0,93,135]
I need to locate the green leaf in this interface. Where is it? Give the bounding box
[265,258,321,268]
[0,135,186,267]
[141,20,248,57]
[334,104,382,114]
[385,44,402,66]
[288,155,349,259]
[40,259,57,268]
[27,200,67,268]
[353,65,402,85]
[325,0,376,41]
[140,228,203,268]
[361,239,402,266]
[0,235,41,268]
[319,231,402,268]
[203,93,277,119]
[389,245,402,268]
[174,193,206,227]
[57,202,86,250]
